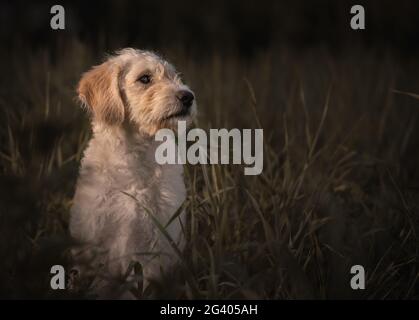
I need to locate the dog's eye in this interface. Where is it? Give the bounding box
[138,74,151,84]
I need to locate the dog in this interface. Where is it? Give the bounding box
[69,48,196,297]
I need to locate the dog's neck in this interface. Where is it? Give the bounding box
[90,121,160,168]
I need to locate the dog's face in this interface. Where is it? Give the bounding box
[78,48,196,135]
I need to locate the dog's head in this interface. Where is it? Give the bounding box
[77,48,196,135]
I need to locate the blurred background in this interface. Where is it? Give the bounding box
[0,0,419,299]
[1,0,419,55]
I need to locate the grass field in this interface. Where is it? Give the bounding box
[0,40,419,299]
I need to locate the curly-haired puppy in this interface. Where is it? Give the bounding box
[70,49,196,297]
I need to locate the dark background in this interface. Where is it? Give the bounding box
[1,0,419,56]
[1,0,419,299]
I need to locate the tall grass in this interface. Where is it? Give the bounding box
[0,41,418,299]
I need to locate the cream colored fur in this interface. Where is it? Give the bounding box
[70,49,196,297]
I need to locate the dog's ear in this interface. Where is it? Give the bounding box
[78,60,125,125]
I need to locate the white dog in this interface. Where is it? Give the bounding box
[70,48,196,297]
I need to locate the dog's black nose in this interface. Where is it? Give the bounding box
[177,90,194,108]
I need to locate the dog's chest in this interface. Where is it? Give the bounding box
[112,159,186,223]
[71,137,187,248]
